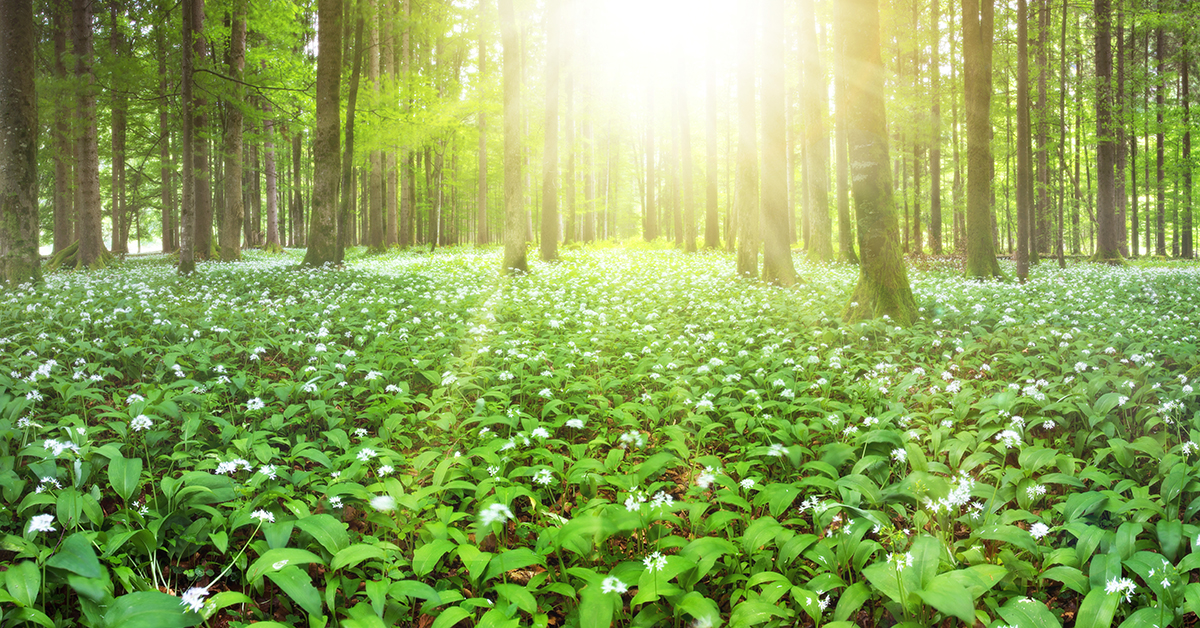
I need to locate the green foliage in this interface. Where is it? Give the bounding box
[2,249,1200,626]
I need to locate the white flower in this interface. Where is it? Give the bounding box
[251,509,275,523]
[531,427,550,439]
[740,478,755,490]
[767,443,787,457]
[1026,484,1047,500]
[259,464,278,480]
[130,415,153,431]
[479,502,514,526]
[180,587,209,613]
[601,576,628,594]
[1029,522,1051,539]
[651,491,674,508]
[357,448,377,462]
[891,448,907,463]
[28,513,56,533]
[126,393,145,405]
[1105,577,1136,602]
[643,551,668,572]
[888,552,914,571]
[538,388,553,399]
[246,397,265,411]
[566,418,585,429]
[533,469,554,485]
[696,470,716,489]
[329,495,343,508]
[370,495,396,511]
[378,465,394,476]
[995,430,1022,449]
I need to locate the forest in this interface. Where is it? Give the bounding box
[2,0,1200,627]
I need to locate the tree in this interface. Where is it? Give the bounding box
[1016,0,1032,281]
[221,0,247,262]
[74,0,106,268]
[52,1,73,255]
[367,0,384,251]
[676,57,697,253]
[180,0,197,273]
[339,0,365,262]
[541,0,561,262]
[762,0,796,283]
[929,0,944,255]
[302,0,343,266]
[704,0,719,249]
[476,0,488,247]
[734,0,758,278]
[962,0,1003,278]
[499,0,527,273]
[1093,0,1122,263]
[192,0,213,261]
[833,3,857,263]
[840,0,917,324]
[0,0,40,287]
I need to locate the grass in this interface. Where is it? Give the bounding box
[1,246,1198,628]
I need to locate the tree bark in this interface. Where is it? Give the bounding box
[221,0,246,261]
[704,6,720,250]
[763,0,796,283]
[840,0,917,324]
[962,0,1003,278]
[110,3,128,255]
[1093,0,1121,262]
[734,0,758,278]
[1156,16,1166,256]
[541,0,561,261]
[303,0,342,266]
[74,0,106,268]
[0,0,40,286]
[930,0,943,255]
[1016,0,1032,281]
[476,0,488,246]
[53,1,74,254]
[180,0,197,272]
[499,0,527,273]
[1184,38,1193,258]
[338,0,364,262]
[367,0,384,251]
[193,0,212,260]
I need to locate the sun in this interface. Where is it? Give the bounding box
[586,0,729,82]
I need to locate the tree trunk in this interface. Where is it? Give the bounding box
[499,0,527,273]
[705,11,720,250]
[1016,0,1032,281]
[263,107,280,250]
[1156,17,1166,256]
[1033,0,1049,259]
[1115,0,1128,256]
[476,0,488,246]
[339,0,364,262]
[382,1,398,247]
[221,0,246,261]
[53,0,74,254]
[180,0,197,271]
[1184,39,1193,258]
[0,0,40,286]
[303,0,342,266]
[734,0,759,278]
[74,0,106,268]
[929,0,943,255]
[840,0,917,324]
[677,58,697,253]
[540,0,560,261]
[763,0,795,283]
[799,0,831,263]
[367,0,384,251]
[110,3,128,256]
[193,0,212,260]
[962,0,1003,278]
[833,9,857,263]
[1093,0,1121,262]
[644,85,656,241]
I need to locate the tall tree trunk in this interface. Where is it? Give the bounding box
[221,0,246,261]
[1094,0,1121,261]
[799,0,830,263]
[0,0,40,285]
[339,0,364,262]
[383,1,398,247]
[581,4,596,243]
[1017,0,1032,281]
[110,3,128,256]
[263,106,280,250]
[303,0,342,266]
[541,0,560,261]
[704,9,719,249]
[734,0,759,278]
[180,0,197,271]
[499,0,527,272]
[763,0,795,282]
[158,22,173,253]
[1184,39,1193,258]
[193,0,212,260]
[962,0,1002,278]
[74,0,106,268]
[400,0,412,247]
[677,58,697,253]
[1033,0,1049,259]
[840,0,916,323]
[564,53,575,243]
[1115,0,1128,256]
[53,0,74,254]
[476,0,488,246]
[929,0,943,255]
[367,0,384,251]
[644,85,656,241]
[1156,17,1166,256]
[833,6,857,263]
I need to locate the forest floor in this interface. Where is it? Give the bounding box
[1,246,1198,628]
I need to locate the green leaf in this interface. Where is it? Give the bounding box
[107,455,142,503]
[978,524,1039,555]
[265,565,324,617]
[331,543,385,571]
[1041,566,1089,595]
[675,592,721,626]
[1118,607,1169,628]
[834,582,870,622]
[429,606,471,628]
[247,548,325,582]
[914,575,975,625]
[47,532,102,578]
[104,591,203,628]
[484,547,545,581]
[997,597,1063,628]
[201,592,255,620]
[6,560,39,607]
[388,580,442,604]
[1075,587,1121,628]
[493,582,537,615]
[579,581,616,628]
[741,516,784,553]
[411,539,456,577]
[296,514,350,555]
[728,599,790,627]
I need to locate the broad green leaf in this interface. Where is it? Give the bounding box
[201,592,254,620]
[107,455,142,503]
[1075,587,1121,628]
[388,580,442,604]
[741,516,784,553]
[47,532,102,578]
[331,543,385,571]
[247,548,325,582]
[579,581,616,628]
[484,547,545,582]
[429,606,471,628]
[296,514,350,555]
[6,560,39,607]
[834,582,870,622]
[265,565,324,617]
[728,599,790,627]
[104,591,203,628]
[1041,566,1089,595]
[675,591,721,627]
[1118,607,1169,628]
[412,539,456,577]
[914,575,975,625]
[493,582,537,615]
[997,597,1063,628]
[1062,491,1109,523]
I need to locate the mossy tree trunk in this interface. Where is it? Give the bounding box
[1092,0,1123,263]
[840,0,917,325]
[0,0,41,287]
[303,0,342,266]
[962,0,1003,279]
[221,0,246,262]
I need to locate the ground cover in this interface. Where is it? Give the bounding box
[1,248,1198,628]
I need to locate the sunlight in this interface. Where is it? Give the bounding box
[588,0,723,81]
